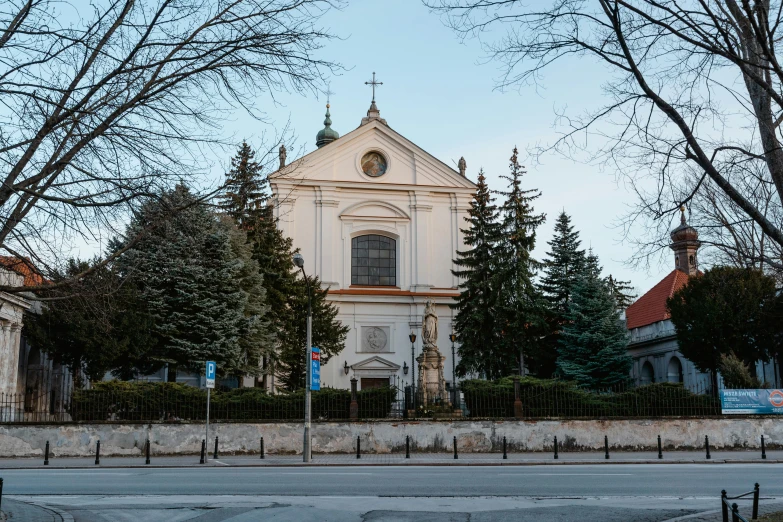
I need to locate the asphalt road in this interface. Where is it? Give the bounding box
[2,464,781,521]
[2,463,781,497]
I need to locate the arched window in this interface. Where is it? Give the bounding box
[351,234,396,286]
[640,361,655,385]
[667,356,684,383]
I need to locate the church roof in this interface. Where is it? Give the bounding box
[625,269,691,329]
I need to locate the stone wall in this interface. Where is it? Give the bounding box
[0,419,780,458]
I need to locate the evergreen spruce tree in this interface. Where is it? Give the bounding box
[607,275,637,312]
[556,251,632,388]
[540,211,586,316]
[275,273,350,390]
[493,148,548,377]
[114,185,253,376]
[218,142,267,229]
[218,144,348,389]
[452,169,504,378]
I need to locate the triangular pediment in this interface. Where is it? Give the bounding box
[351,356,401,372]
[271,119,476,190]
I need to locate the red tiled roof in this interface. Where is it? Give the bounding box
[625,269,691,329]
[0,257,45,287]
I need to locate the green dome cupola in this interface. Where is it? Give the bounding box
[316,103,339,148]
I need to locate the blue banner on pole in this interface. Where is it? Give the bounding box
[311,347,321,391]
[720,389,783,414]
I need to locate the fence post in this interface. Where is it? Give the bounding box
[761,435,766,460]
[145,439,150,465]
[356,436,361,459]
[705,435,711,460]
[200,439,205,464]
[753,483,760,520]
[260,437,264,460]
[213,436,219,460]
[721,490,729,522]
[350,378,358,420]
[0,477,3,511]
[503,436,507,460]
[405,435,410,459]
[658,435,663,460]
[604,435,609,460]
[44,441,49,466]
[554,436,558,460]
[513,377,523,419]
[453,436,458,460]
[731,503,740,522]
[95,440,100,466]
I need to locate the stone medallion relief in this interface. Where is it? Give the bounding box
[361,326,390,352]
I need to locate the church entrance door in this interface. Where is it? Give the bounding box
[360,378,389,390]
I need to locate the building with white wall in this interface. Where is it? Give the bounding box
[270,96,474,391]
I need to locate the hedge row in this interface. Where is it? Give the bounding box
[459,377,721,418]
[71,381,397,422]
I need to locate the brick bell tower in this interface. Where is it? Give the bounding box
[670,206,700,275]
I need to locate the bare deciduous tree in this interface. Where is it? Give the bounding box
[426,0,783,274]
[0,0,339,291]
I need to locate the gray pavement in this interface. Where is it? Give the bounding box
[1,449,780,468]
[0,463,781,520]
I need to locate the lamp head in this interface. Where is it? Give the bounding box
[292,253,304,268]
[449,333,457,343]
[343,361,349,375]
[403,362,409,375]
[409,332,416,343]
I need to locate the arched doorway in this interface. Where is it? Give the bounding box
[667,356,684,383]
[640,361,655,385]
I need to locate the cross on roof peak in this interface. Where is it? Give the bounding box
[365,72,383,103]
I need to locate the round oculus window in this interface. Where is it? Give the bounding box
[361,151,388,177]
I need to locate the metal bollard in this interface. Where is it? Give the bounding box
[214,436,219,460]
[405,435,410,459]
[260,437,264,460]
[604,435,609,460]
[554,436,559,460]
[44,441,50,465]
[721,490,729,522]
[705,435,711,460]
[731,503,740,522]
[761,435,766,460]
[753,483,760,520]
[95,440,101,466]
[145,439,150,465]
[200,439,206,464]
[658,435,663,460]
[453,436,458,460]
[357,436,361,459]
[503,436,507,460]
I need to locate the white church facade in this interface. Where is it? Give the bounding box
[270,93,474,392]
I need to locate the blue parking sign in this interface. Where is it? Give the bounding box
[311,348,321,391]
[206,361,216,389]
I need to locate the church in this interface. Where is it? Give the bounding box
[270,81,474,392]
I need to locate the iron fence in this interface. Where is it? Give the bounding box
[0,377,742,424]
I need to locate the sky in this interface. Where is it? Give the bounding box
[225,0,676,296]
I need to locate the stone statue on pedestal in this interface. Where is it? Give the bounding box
[417,298,447,406]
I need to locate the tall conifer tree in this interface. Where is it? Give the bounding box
[607,275,637,312]
[220,143,348,390]
[494,148,547,377]
[540,211,586,316]
[452,169,504,378]
[556,251,631,388]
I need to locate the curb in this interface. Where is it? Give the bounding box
[1,459,781,469]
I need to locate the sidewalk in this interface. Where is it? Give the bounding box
[0,498,69,521]
[0,450,780,468]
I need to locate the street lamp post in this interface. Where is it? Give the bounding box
[409,332,416,411]
[293,253,312,463]
[449,333,457,407]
